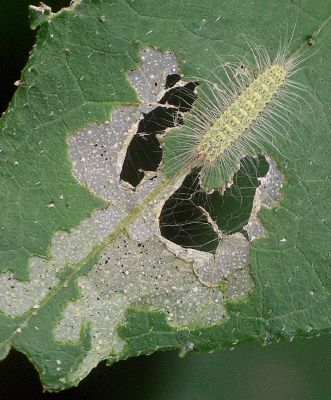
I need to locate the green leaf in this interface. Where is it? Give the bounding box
[1,0,331,392]
[29,3,54,30]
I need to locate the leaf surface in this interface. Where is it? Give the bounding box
[0,0,331,391]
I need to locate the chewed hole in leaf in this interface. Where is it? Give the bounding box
[164,73,181,89]
[159,155,269,252]
[120,81,198,188]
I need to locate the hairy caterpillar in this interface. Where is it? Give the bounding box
[162,35,309,190]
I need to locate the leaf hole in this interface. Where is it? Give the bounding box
[165,73,181,89]
[159,155,269,252]
[120,78,198,188]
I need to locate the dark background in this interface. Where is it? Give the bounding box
[0,1,330,399]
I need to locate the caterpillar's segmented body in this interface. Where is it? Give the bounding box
[163,38,307,190]
[197,65,287,163]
